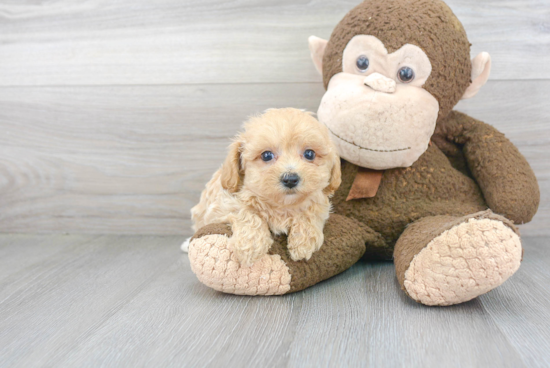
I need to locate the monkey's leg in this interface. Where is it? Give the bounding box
[394,210,522,306]
[187,214,379,295]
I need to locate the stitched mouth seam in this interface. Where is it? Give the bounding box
[326,126,411,153]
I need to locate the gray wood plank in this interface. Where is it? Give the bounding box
[0,234,183,367]
[0,80,548,235]
[479,236,550,368]
[0,0,548,86]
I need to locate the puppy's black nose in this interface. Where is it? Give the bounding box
[281,173,300,189]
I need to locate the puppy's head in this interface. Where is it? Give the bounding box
[221,108,341,204]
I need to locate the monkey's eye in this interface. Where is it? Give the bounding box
[303,149,316,161]
[356,55,370,72]
[261,151,275,162]
[397,66,415,83]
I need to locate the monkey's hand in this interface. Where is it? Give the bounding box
[435,111,540,224]
[287,217,325,262]
[228,210,273,267]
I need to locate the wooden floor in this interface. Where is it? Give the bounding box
[0,234,548,368]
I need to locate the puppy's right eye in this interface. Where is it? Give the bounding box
[303,149,316,161]
[261,151,275,162]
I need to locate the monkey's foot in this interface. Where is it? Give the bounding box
[187,214,369,295]
[395,211,522,306]
[188,225,292,295]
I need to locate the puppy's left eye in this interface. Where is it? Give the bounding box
[304,149,316,161]
[261,151,275,162]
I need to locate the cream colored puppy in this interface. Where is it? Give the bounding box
[184,108,341,266]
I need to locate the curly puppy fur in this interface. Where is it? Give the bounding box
[190,108,341,266]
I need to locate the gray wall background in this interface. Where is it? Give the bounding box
[0,0,548,235]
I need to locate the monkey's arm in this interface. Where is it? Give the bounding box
[187,214,372,295]
[434,111,540,224]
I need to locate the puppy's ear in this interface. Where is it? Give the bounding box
[220,140,244,193]
[323,151,342,196]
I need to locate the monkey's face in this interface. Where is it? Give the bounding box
[317,35,439,170]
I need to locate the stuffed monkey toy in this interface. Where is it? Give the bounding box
[187,0,540,306]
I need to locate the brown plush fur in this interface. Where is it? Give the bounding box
[434,111,540,224]
[322,0,471,122]
[191,223,233,242]
[268,214,376,293]
[331,111,539,260]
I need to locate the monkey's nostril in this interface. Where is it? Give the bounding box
[281,173,300,189]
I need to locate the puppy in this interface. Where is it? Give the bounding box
[184,108,341,266]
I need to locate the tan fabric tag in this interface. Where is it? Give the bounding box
[346,168,384,201]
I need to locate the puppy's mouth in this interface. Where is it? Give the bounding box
[279,185,304,200]
[282,187,298,194]
[281,189,300,197]
[281,189,302,205]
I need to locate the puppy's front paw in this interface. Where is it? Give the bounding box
[232,246,262,267]
[229,235,273,267]
[288,230,324,262]
[288,245,315,262]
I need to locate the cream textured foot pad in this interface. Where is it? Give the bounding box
[404,218,522,306]
[188,234,291,295]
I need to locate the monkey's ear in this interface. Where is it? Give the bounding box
[323,152,342,197]
[308,36,328,75]
[462,52,492,100]
[220,140,244,193]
